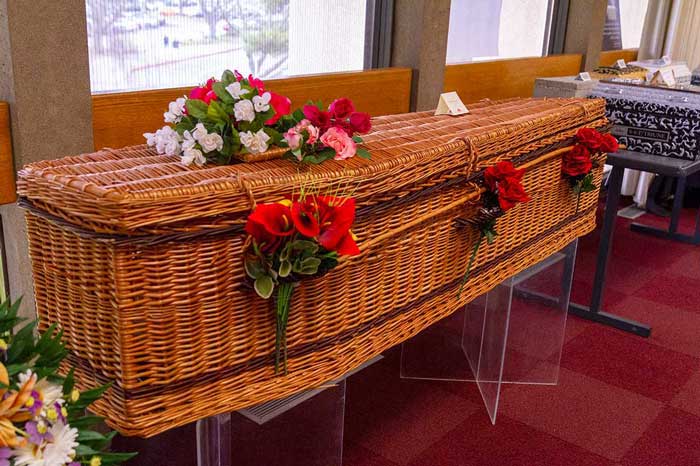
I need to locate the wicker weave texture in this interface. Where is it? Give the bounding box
[20,98,607,437]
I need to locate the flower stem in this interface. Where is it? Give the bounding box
[274,282,294,375]
[458,233,484,299]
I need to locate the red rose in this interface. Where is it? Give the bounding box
[562,144,593,177]
[245,203,294,252]
[600,133,619,153]
[248,74,265,93]
[349,112,372,134]
[496,176,531,211]
[303,105,331,130]
[332,121,355,137]
[265,92,292,125]
[189,86,208,100]
[484,161,525,192]
[576,128,604,151]
[290,199,320,238]
[203,90,217,104]
[328,98,355,119]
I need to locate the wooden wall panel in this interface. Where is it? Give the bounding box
[443,54,583,103]
[0,102,15,205]
[92,68,413,150]
[599,49,639,67]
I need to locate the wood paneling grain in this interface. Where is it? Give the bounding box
[0,102,15,205]
[443,55,583,103]
[599,49,639,67]
[92,68,413,150]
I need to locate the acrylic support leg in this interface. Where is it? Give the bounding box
[196,380,346,466]
[400,240,578,423]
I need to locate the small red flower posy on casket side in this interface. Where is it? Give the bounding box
[456,161,530,297]
[244,194,360,374]
[280,98,373,164]
[563,128,619,211]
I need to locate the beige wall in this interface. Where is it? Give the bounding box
[0,0,94,317]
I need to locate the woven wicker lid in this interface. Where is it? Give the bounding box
[17,97,606,234]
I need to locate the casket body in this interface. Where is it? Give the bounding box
[590,81,700,160]
[18,98,607,437]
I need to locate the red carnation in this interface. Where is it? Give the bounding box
[248,74,265,93]
[303,105,331,130]
[576,128,604,151]
[203,90,217,104]
[205,77,217,90]
[189,86,208,101]
[562,144,593,177]
[266,92,292,125]
[349,112,372,134]
[328,98,355,119]
[600,133,619,153]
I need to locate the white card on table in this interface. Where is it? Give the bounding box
[576,72,592,81]
[662,55,672,65]
[652,69,677,86]
[615,59,627,69]
[435,91,469,116]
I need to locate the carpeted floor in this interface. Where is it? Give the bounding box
[114,203,700,465]
[342,205,700,466]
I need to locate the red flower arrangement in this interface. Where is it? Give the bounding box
[280,98,372,164]
[563,128,618,211]
[457,161,530,296]
[245,194,360,374]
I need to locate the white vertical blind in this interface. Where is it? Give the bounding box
[86,0,368,93]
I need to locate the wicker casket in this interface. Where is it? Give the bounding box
[18,97,608,437]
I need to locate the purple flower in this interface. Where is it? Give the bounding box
[0,447,10,466]
[27,390,42,416]
[54,401,66,423]
[25,421,52,445]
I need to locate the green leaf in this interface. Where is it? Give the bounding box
[264,127,281,144]
[63,368,76,395]
[356,148,371,159]
[244,258,265,279]
[352,135,363,143]
[254,276,275,299]
[67,415,105,429]
[77,430,108,442]
[292,109,305,121]
[293,257,321,275]
[278,260,292,278]
[207,100,229,124]
[213,82,234,104]
[291,240,319,254]
[185,99,208,120]
[221,69,236,85]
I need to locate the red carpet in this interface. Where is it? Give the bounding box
[114,203,700,465]
[343,204,700,466]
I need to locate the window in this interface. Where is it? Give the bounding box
[602,0,649,50]
[86,0,371,93]
[446,0,553,63]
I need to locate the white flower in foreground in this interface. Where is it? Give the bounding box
[181,130,197,152]
[252,92,271,112]
[240,129,271,154]
[13,421,78,466]
[19,371,62,407]
[199,133,224,153]
[164,96,186,123]
[225,81,249,99]
[182,148,207,167]
[192,122,208,141]
[234,99,255,122]
[144,126,182,156]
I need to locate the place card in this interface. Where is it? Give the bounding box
[651,68,677,87]
[576,72,592,81]
[435,91,469,116]
[615,59,627,69]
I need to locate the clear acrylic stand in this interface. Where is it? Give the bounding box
[196,380,346,466]
[401,240,577,423]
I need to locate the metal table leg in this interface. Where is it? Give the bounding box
[567,165,652,337]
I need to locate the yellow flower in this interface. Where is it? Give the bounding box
[70,389,80,402]
[90,456,102,466]
[0,339,6,351]
[46,406,58,422]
